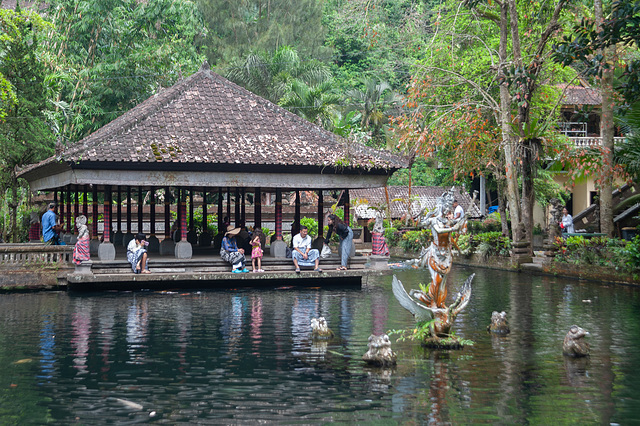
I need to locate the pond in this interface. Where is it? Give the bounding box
[1,266,640,424]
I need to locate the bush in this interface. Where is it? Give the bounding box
[553,236,636,271]
[468,212,503,234]
[300,217,319,237]
[469,231,511,257]
[399,229,432,252]
[384,227,401,247]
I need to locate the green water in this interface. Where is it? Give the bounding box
[1,266,639,424]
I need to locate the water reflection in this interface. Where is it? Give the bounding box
[0,269,639,424]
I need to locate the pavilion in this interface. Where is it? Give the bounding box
[19,62,407,261]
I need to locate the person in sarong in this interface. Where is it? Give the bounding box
[292,225,322,273]
[221,225,248,273]
[127,233,150,274]
[72,215,90,264]
[371,212,389,256]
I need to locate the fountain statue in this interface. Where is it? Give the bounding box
[310,317,334,339]
[487,311,510,334]
[392,187,475,348]
[362,334,397,367]
[563,325,590,357]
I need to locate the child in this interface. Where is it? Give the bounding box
[250,230,264,272]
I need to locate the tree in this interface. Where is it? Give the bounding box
[0,6,55,241]
[392,0,571,248]
[196,0,330,67]
[42,0,206,143]
[553,0,640,237]
[346,78,401,147]
[279,80,341,129]
[225,46,331,104]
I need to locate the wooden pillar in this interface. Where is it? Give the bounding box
[59,188,65,232]
[189,187,194,232]
[83,185,88,217]
[241,188,246,225]
[179,188,187,241]
[137,186,144,234]
[275,189,282,239]
[254,187,262,229]
[103,186,111,243]
[202,188,208,232]
[149,187,156,236]
[218,188,224,231]
[344,189,350,227]
[164,187,171,238]
[92,186,98,238]
[234,188,240,226]
[116,186,122,233]
[73,186,79,233]
[226,188,231,225]
[126,187,132,234]
[318,190,324,235]
[65,187,71,233]
[294,190,301,234]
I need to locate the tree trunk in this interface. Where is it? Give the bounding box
[596,0,616,237]
[497,178,510,238]
[498,1,520,235]
[10,174,18,243]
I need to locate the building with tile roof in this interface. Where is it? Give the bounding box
[18,63,407,259]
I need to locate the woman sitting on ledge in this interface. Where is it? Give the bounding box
[221,225,249,273]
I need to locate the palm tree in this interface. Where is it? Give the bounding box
[615,101,640,180]
[279,80,341,130]
[346,78,401,145]
[226,46,330,104]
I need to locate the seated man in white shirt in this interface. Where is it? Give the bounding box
[292,225,322,273]
[452,199,464,220]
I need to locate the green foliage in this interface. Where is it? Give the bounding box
[399,229,432,252]
[300,217,319,238]
[196,0,330,67]
[467,212,503,234]
[44,0,206,143]
[279,79,341,129]
[388,319,436,343]
[387,158,456,187]
[467,232,512,257]
[383,227,400,247]
[553,235,638,272]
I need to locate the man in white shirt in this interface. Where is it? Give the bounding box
[292,225,322,273]
[452,199,464,220]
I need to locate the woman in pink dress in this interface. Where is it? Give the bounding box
[250,229,264,272]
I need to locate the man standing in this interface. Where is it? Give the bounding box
[292,225,322,273]
[42,203,63,245]
[452,199,464,220]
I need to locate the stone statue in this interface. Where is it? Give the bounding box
[487,311,510,334]
[371,211,389,256]
[311,317,334,339]
[563,325,590,357]
[392,188,476,346]
[362,334,397,367]
[393,273,474,340]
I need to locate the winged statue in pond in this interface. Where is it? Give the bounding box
[392,187,476,344]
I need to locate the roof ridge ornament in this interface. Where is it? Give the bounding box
[200,61,210,71]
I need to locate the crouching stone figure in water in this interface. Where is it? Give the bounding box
[563,325,590,357]
[362,334,397,367]
[487,311,510,334]
[392,188,475,345]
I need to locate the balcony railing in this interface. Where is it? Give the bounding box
[0,244,74,266]
[569,136,626,148]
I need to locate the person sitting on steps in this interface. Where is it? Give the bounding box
[292,225,322,273]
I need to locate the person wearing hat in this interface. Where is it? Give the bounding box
[42,202,64,245]
[127,232,151,274]
[220,225,249,273]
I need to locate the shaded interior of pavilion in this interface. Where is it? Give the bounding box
[44,184,360,260]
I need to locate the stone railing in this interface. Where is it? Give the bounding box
[0,244,74,266]
[570,136,625,149]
